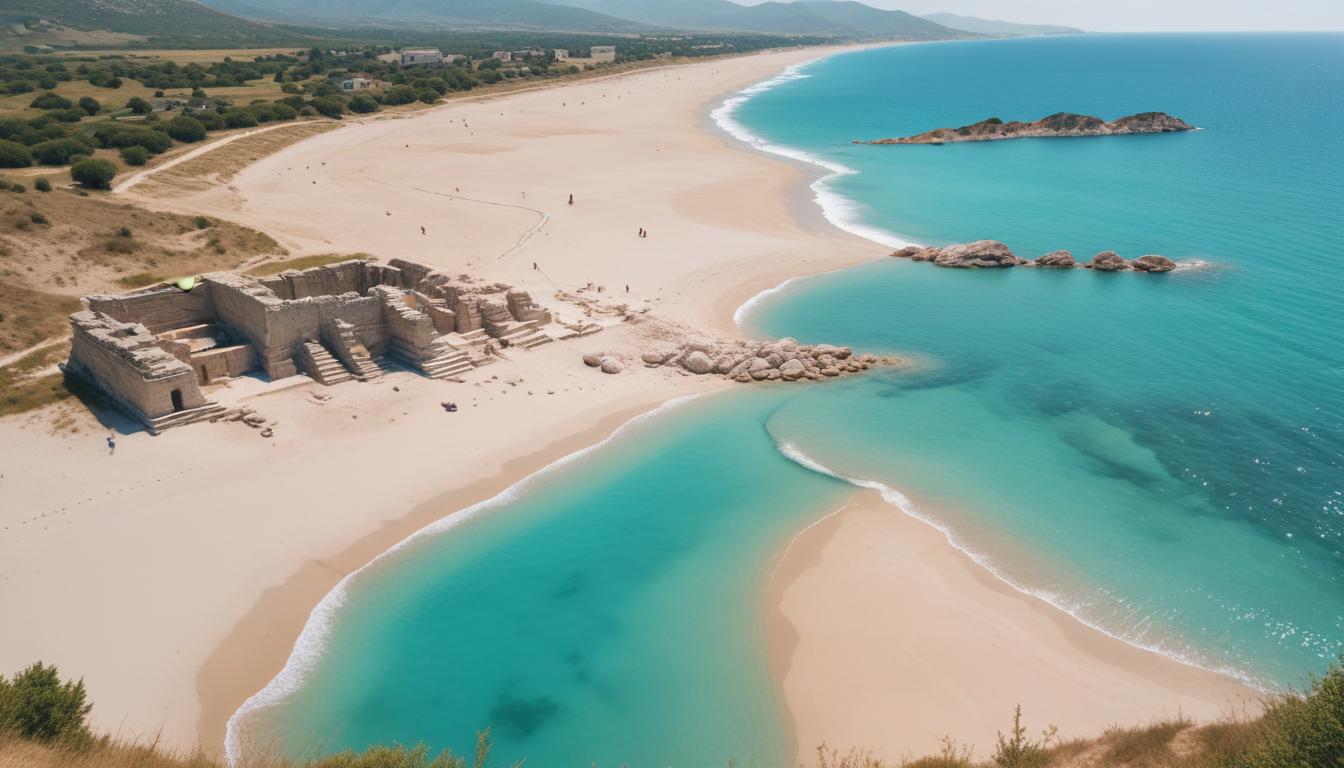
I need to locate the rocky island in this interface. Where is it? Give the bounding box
[892,241,1179,272]
[857,112,1195,145]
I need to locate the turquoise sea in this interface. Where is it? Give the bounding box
[233,34,1344,766]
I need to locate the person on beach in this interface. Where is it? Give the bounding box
[420,226,426,235]
[533,262,538,270]
[106,435,115,454]
[568,194,574,206]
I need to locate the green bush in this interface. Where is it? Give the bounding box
[1242,662,1344,768]
[222,108,258,129]
[417,89,439,105]
[119,145,149,166]
[77,96,101,115]
[310,96,345,119]
[0,140,31,168]
[193,215,211,229]
[348,94,379,114]
[30,137,93,166]
[28,92,72,111]
[46,109,84,123]
[93,124,171,154]
[382,84,418,105]
[0,662,93,744]
[125,96,152,115]
[166,115,207,142]
[992,705,1051,768]
[193,110,224,131]
[34,177,51,192]
[71,158,117,190]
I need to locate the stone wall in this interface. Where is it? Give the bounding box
[191,344,258,385]
[64,312,209,424]
[86,286,215,334]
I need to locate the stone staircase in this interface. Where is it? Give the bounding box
[388,338,475,380]
[299,340,353,386]
[145,402,229,434]
[496,323,554,350]
[331,323,384,382]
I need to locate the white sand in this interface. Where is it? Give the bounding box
[0,44,1255,762]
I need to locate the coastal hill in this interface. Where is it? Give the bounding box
[196,0,653,32]
[920,12,1084,37]
[858,111,1195,144]
[2,0,300,44]
[541,0,968,39]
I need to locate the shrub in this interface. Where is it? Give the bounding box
[93,124,171,154]
[1242,661,1344,768]
[29,212,46,225]
[267,102,298,121]
[417,89,439,104]
[348,94,379,114]
[46,109,84,123]
[10,183,24,193]
[992,705,1051,768]
[77,96,101,115]
[382,84,418,105]
[193,215,211,229]
[125,97,152,115]
[222,108,258,129]
[192,110,224,131]
[119,146,149,166]
[70,158,117,190]
[34,177,51,192]
[28,92,72,111]
[166,115,207,142]
[0,140,31,168]
[0,662,93,743]
[31,138,93,166]
[310,96,345,119]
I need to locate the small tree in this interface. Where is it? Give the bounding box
[310,96,345,119]
[29,92,72,111]
[119,145,149,166]
[166,115,207,142]
[70,158,117,190]
[77,96,101,115]
[0,139,31,168]
[125,96,152,115]
[0,662,93,743]
[348,94,379,114]
[34,177,52,192]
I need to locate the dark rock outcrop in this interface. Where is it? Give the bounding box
[1132,254,1177,273]
[1087,251,1129,271]
[891,240,1023,268]
[1034,250,1076,268]
[858,111,1194,145]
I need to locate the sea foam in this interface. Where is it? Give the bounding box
[224,393,707,765]
[710,57,919,252]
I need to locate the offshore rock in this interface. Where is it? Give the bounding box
[859,112,1195,145]
[1087,251,1130,271]
[1035,250,1076,268]
[1132,254,1177,273]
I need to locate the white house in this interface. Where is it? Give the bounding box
[492,51,513,62]
[400,48,443,67]
[554,49,570,61]
[341,77,374,91]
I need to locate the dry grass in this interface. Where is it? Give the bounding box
[0,180,283,418]
[0,76,289,122]
[246,253,370,276]
[133,121,339,197]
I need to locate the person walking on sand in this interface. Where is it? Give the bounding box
[420,226,426,235]
[106,435,116,454]
[568,194,574,206]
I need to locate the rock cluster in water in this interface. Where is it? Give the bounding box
[891,241,1178,273]
[858,112,1195,145]
[585,338,894,382]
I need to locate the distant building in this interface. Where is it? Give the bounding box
[554,49,570,61]
[590,46,616,63]
[492,51,513,62]
[341,77,374,91]
[400,48,443,67]
[376,52,400,64]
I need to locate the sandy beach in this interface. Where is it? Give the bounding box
[0,43,1255,763]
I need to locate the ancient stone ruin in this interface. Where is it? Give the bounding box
[62,258,598,433]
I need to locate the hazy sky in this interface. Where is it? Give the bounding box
[732,0,1344,32]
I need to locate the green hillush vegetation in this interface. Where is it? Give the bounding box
[3,0,308,47]
[2,660,1342,768]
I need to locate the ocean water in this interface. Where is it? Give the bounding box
[236,33,1344,766]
